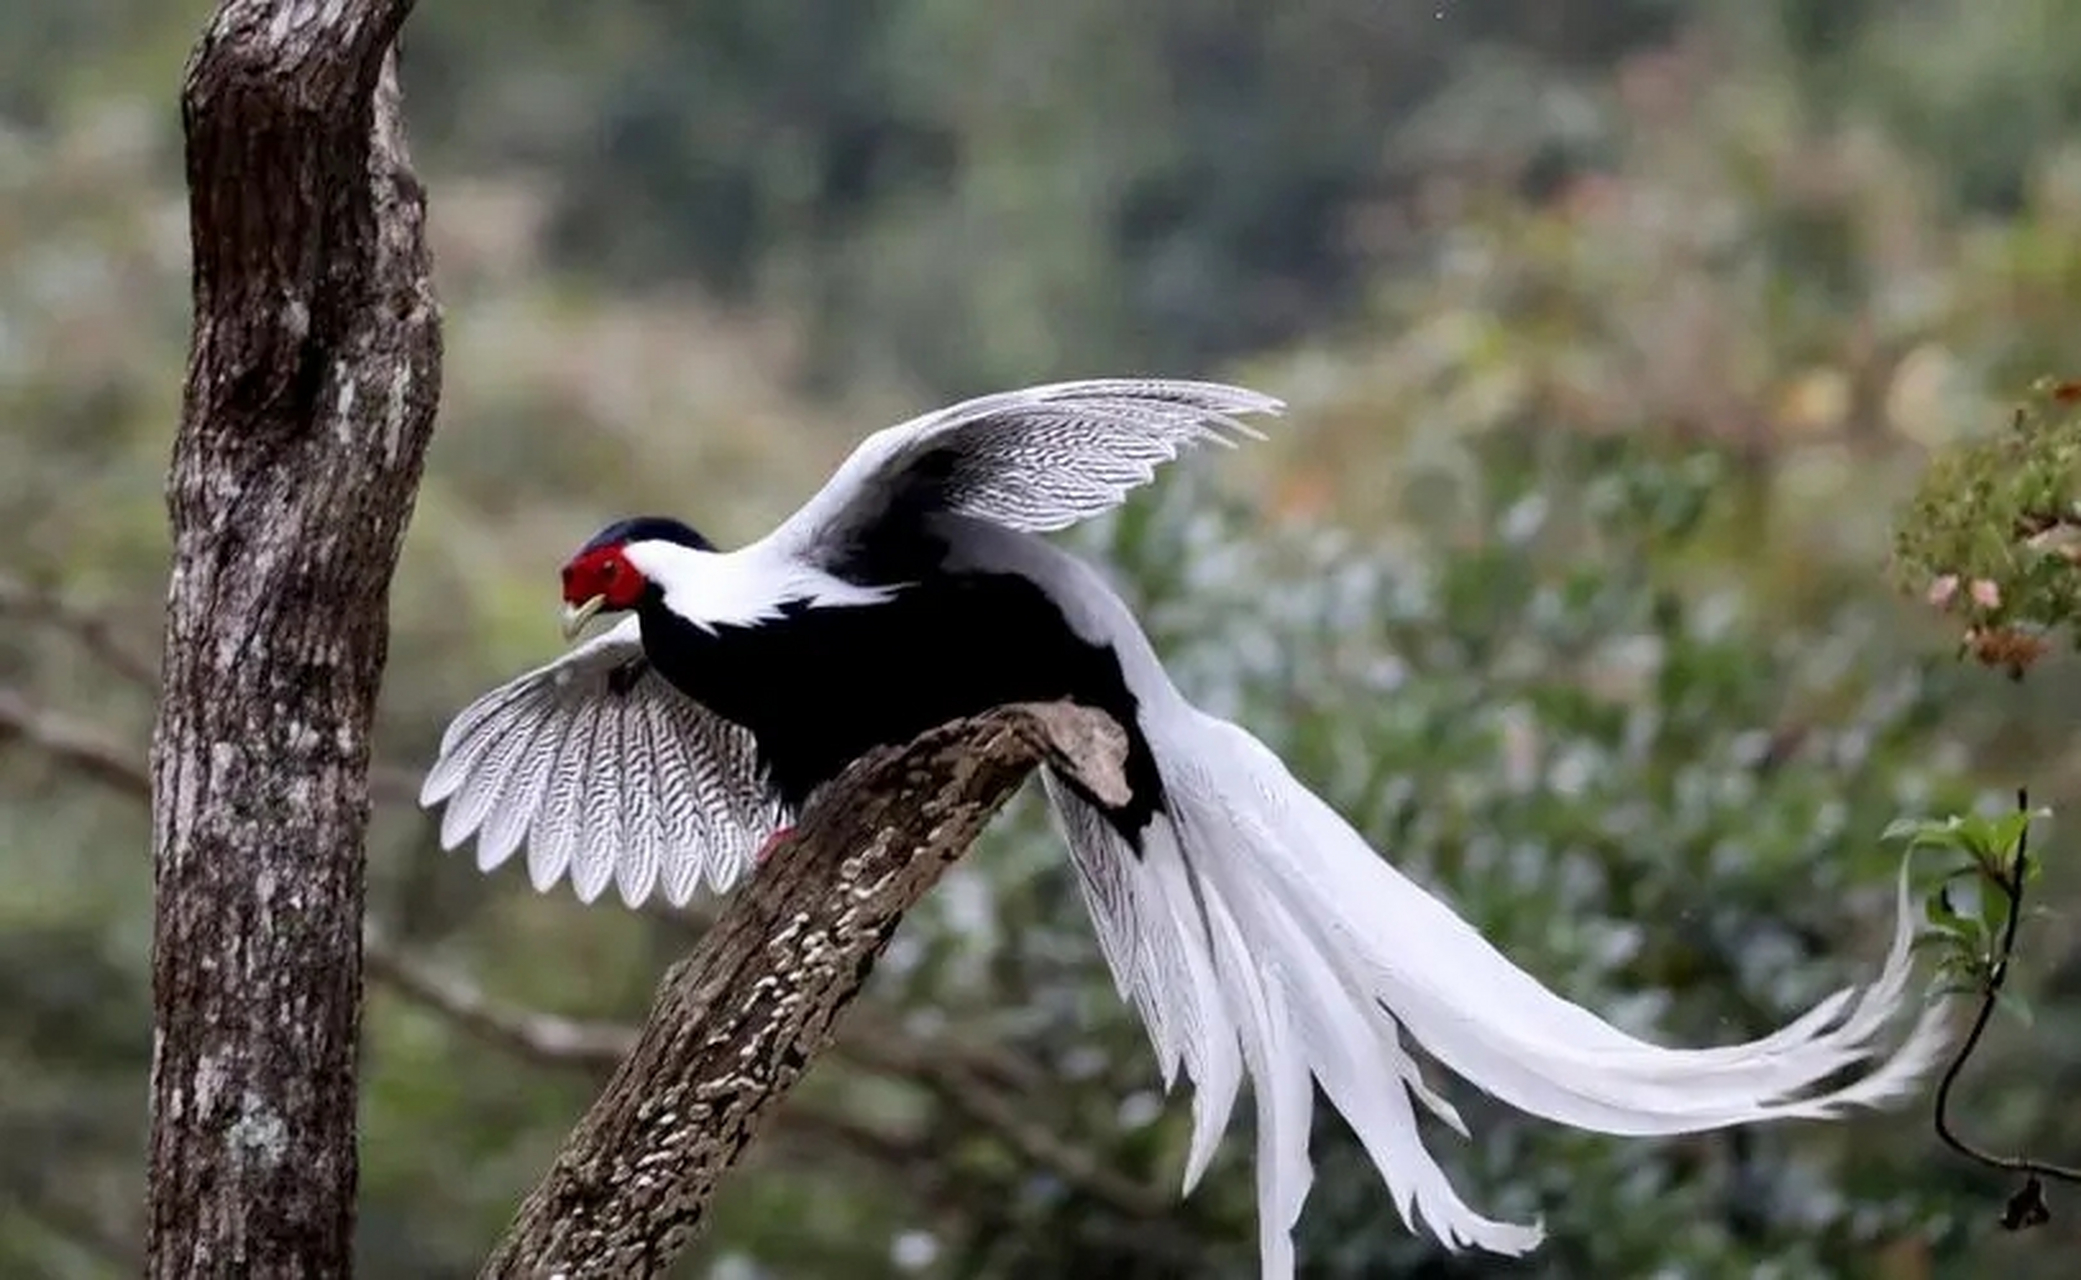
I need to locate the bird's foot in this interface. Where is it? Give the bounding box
[755,825,797,865]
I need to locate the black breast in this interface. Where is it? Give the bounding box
[634,569,1166,847]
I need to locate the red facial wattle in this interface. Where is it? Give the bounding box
[560,544,645,611]
[558,543,647,640]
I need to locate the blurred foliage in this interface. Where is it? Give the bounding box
[404,0,1687,393]
[1893,378,2081,677]
[6,2,2081,1278]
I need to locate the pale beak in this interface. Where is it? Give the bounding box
[560,594,606,641]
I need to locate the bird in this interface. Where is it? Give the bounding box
[421,378,1950,1276]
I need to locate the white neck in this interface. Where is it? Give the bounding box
[622,540,898,633]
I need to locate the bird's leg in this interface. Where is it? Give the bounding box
[755,826,797,865]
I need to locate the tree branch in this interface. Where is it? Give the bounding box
[0,687,153,799]
[841,1030,1170,1219]
[0,683,419,804]
[480,701,1128,1278]
[367,923,1167,1221]
[149,1,439,1274]
[0,573,158,686]
[365,931,955,1180]
[365,931,638,1068]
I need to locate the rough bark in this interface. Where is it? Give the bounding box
[480,702,1129,1279]
[149,1,439,1275]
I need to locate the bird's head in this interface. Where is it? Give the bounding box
[559,516,714,639]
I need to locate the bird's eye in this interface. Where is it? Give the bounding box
[603,560,621,581]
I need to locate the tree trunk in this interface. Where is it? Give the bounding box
[148,1,439,1275]
[481,703,1128,1278]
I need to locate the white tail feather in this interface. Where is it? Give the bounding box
[1050,707,1951,1276]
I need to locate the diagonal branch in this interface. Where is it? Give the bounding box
[367,927,1166,1219]
[0,573,158,686]
[0,687,153,799]
[479,701,1128,1279]
[0,683,421,804]
[365,930,637,1068]
[842,1031,1169,1218]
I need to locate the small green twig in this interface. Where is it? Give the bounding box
[1931,788,2081,1230]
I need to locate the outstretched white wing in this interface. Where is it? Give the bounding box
[764,378,1283,563]
[419,617,787,907]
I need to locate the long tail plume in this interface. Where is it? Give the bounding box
[1047,708,1950,1277]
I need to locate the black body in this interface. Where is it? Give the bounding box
[621,519,1167,846]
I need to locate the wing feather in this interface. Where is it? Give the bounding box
[572,698,623,903]
[649,698,715,907]
[448,687,543,841]
[614,691,664,907]
[531,695,596,893]
[765,378,1281,564]
[423,617,786,907]
[473,694,558,873]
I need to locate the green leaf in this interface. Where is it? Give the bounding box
[1882,815,1967,851]
[1981,883,2014,944]
[1925,884,1964,931]
[1967,810,2032,861]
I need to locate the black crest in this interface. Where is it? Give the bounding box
[580,515,715,554]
